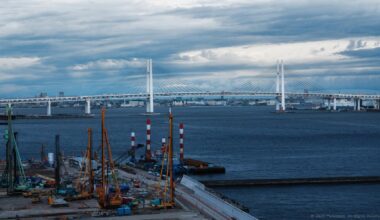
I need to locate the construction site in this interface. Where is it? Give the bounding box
[0,106,254,220]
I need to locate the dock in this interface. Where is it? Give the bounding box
[200,176,380,187]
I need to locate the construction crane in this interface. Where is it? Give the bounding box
[78,128,95,198]
[97,108,122,208]
[1,106,28,194]
[154,108,175,208]
[49,134,73,206]
[66,128,94,201]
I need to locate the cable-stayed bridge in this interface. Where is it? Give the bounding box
[1,59,379,115]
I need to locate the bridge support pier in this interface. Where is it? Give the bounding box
[327,99,331,110]
[47,100,51,116]
[353,98,361,111]
[374,100,380,110]
[275,100,280,111]
[85,99,91,114]
[333,98,337,111]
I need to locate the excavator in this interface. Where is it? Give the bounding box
[97,108,122,208]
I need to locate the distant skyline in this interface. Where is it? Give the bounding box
[1,0,380,97]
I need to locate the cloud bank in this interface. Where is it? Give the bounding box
[0,0,380,97]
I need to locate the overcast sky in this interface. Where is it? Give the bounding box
[1,0,380,97]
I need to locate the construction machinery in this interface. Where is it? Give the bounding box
[97,108,122,208]
[154,108,175,208]
[70,128,95,201]
[0,106,28,194]
[49,134,73,205]
[48,195,69,207]
[54,134,70,191]
[31,191,42,203]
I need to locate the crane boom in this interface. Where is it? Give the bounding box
[97,108,122,208]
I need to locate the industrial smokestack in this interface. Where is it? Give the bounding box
[179,123,184,163]
[131,132,136,161]
[161,137,166,154]
[146,119,151,161]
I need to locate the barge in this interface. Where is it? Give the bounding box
[183,158,226,175]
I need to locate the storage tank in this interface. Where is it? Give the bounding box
[48,152,54,166]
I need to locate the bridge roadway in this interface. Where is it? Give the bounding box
[1,91,380,105]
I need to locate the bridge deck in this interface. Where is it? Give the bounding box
[1,91,380,104]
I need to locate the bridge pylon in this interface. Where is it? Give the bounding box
[275,60,280,111]
[146,59,154,113]
[85,99,91,114]
[280,60,286,111]
[353,98,361,111]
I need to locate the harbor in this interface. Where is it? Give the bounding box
[0,106,255,219]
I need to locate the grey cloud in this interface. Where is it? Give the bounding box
[0,0,380,97]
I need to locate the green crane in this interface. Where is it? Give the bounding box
[0,106,28,194]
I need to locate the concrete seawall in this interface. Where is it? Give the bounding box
[177,175,258,220]
[201,176,380,187]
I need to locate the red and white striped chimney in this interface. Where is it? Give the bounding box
[131,132,136,148]
[179,123,184,162]
[161,137,166,153]
[146,118,151,161]
[131,132,136,160]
